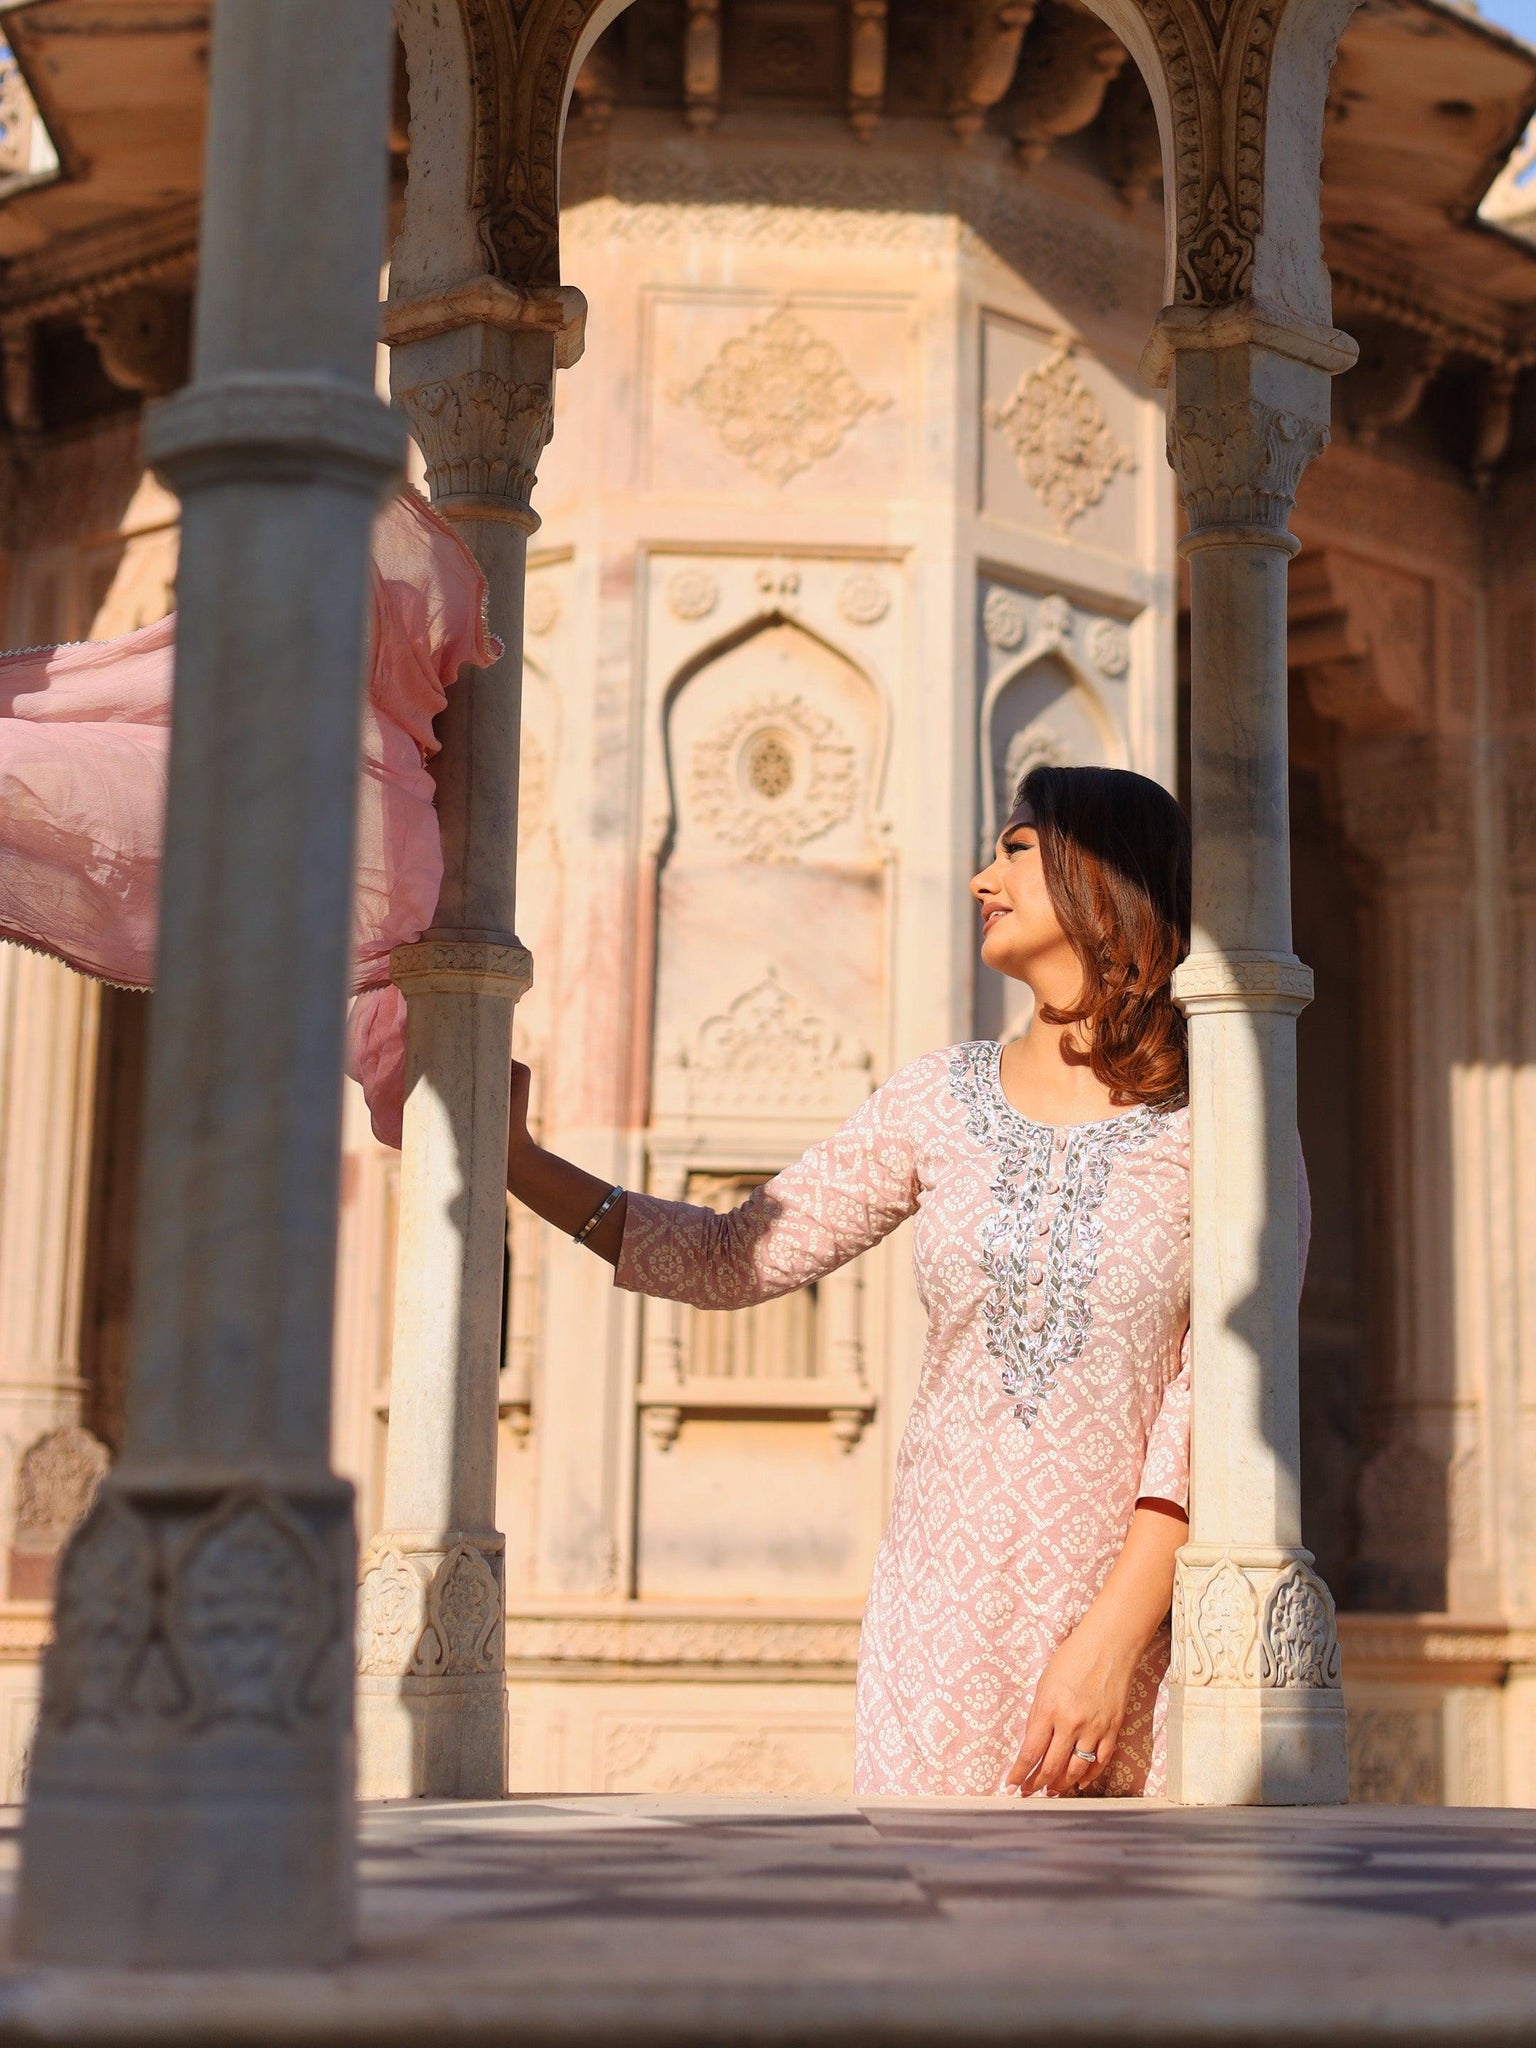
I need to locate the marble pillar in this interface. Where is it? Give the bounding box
[0,951,101,1582]
[1156,314,1353,1805]
[354,277,584,1798]
[16,0,400,1966]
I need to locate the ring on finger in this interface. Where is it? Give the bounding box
[1072,1747,1097,1763]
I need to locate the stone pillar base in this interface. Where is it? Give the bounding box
[18,1477,356,1966]
[1165,1681,1349,1805]
[1165,1544,1349,1806]
[20,1738,355,1966]
[356,1530,506,1798]
[355,1673,507,1800]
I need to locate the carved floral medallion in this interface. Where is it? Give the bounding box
[985,340,1133,533]
[688,693,858,861]
[676,306,889,487]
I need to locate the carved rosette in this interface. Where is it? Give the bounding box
[1171,1549,1341,1691]
[12,1426,110,1549]
[688,695,860,862]
[40,1483,349,1737]
[1167,397,1328,538]
[396,368,554,511]
[356,1534,504,1681]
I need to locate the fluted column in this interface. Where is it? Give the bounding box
[354,278,583,1797]
[1336,737,1479,1613]
[15,0,400,1967]
[1155,310,1353,1804]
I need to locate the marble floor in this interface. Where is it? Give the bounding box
[0,1798,1534,2042]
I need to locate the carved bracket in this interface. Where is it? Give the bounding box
[949,0,1036,140]
[847,0,889,140]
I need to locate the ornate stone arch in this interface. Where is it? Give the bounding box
[1069,0,1359,327]
[648,607,893,871]
[657,613,887,871]
[406,0,1357,335]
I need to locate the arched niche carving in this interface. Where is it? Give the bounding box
[979,650,1124,861]
[974,652,1122,1048]
[652,616,884,1128]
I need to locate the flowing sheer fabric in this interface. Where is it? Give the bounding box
[0,488,498,1147]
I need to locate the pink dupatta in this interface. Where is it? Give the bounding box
[0,488,498,1148]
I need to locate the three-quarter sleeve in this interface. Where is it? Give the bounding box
[1137,1330,1191,1510]
[1135,1135,1312,1514]
[615,1061,927,1309]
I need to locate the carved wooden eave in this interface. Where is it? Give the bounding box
[0,196,198,326]
[0,1,207,264]
[1321,0,1536,371]
[948,0,1037,142]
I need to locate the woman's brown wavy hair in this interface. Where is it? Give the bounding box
[1012,764,1191,1108]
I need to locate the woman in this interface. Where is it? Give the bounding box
[507,764,1202,1798]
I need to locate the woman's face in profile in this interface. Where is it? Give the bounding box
[971,804,1069,984]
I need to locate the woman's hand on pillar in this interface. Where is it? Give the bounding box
[505,1058,629,1265]
[508,1057,534,1165]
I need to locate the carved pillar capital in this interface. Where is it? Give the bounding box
[384,279,586,528]
[1146,304,1355,549]
[1167,395,1326,548]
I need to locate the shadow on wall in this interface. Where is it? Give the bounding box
[1290,765,1368,1600]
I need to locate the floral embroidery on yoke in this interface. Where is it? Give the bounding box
[949,1042,1160,1428]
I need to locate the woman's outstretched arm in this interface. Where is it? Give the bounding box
[1005,1499,1188,1797]
[506,1060,629,1264]
[508,1051,928,1306]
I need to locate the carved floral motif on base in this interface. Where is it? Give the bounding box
[42,1486,342,1736]
[1172,1551,1341,1691]
[356,1537,503,1680]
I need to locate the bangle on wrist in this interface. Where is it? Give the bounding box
[573,1183,624,1247]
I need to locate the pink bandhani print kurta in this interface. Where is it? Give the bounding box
[617,1040,1193,1798]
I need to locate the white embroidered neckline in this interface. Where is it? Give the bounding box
[949,1041,1164,1429]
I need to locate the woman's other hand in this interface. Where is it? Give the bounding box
[1005,1617,1132,1796]
[1004,1497,1186,1796]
